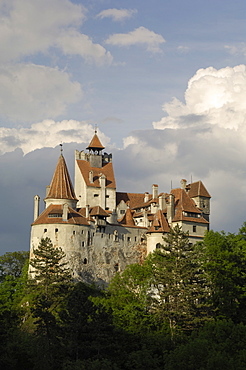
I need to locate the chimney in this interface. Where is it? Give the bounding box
[89,170,93,183]
[62,203,69,221]
[167,194,175,224]
[158,193,166,211]
[144,192,149,203]
[180,179,187,190]
[86,204,90,218]
[33,195,40,221]
[152,184,158,199]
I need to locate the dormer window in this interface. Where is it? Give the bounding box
[48,213,61,218]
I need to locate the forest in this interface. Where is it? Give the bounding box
[1,224,246,370]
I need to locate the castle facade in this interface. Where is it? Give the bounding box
[29,131,210,285]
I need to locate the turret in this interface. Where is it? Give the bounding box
[45,147,77,209]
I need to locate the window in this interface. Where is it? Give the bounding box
[44,228,47,233]
[73,230,76,235]
[83,258,87,264]
[156,243,161,249]
[120,210,125,214]
[135,236,137,242]
[106,195,109,198]
[81,241,85,247]
[55,228,58,233]
[127,237,131,242]
[48,213,61,218]
[193,225,197,233]
[94,194,99,197]
[114,263,119,272]
[81,230,84,234]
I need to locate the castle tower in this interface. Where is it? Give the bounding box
[45,149,78,209]
[74,130,116,211]
[29,148,89,279]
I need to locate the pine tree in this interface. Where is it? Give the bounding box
[149,225,211,336]
[28,238,72,368]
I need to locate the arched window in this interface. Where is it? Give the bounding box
[83,258,87,264]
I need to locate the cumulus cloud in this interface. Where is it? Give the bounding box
[96,8,137,22]
[0,0,112,65]
[0,120,110,155]
[105,26,165,53]
[153,65,246,130]
[0,64,83,122]
[118,65,246,232]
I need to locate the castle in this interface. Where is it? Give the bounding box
[29,131,211,285]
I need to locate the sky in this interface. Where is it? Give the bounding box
[1,0,246,254]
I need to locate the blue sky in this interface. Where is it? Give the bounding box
[0,0,246,254]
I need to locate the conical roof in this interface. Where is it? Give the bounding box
[46,154,77,200]
[86,132,105,150]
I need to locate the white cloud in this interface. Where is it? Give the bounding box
[225,43,246,57]
[153,65,246,130]
[0,64,83,122]
[57,31,113,65]
[0,120,110,155]
[118,65,246,232]
[96,8,137,22]
[0,0,112,65]
[105,26,165,53]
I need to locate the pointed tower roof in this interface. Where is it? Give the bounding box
[86,130,105,150]
[119,208,136,226]
[46,153,77,201]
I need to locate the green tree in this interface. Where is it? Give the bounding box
[201,228,246,322]
[95,262,156,334]
[149,225,212,336]
[0,250,29,281]
[28,238,72,369]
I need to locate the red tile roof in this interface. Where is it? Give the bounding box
[76,160,116,189]
[171,188,209,224]
[32,204,89,226]
[86,133,105,150]
[90,206,109,217]
[116,192,151,209]
[46,155,77,201]
[118,208,136,226]
[187,181,211,198]
[147,210,170,233]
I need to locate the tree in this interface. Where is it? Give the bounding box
[0,251,29,281]
[201,228,246,322]
[28,238,72,369]
[148,225,212,336]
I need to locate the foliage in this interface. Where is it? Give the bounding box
[0,250,29,281]
[149,225,212,335]
[201,228,246,322]
[1,224,246,368]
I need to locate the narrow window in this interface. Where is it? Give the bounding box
[81,241,85,247]
[73,230,76,235]
[55,228,58,233]
[83,258,87,264]
[193,225,196,233]
[44,228,47,233]
[127,237,131,242]
[114,263,119,272]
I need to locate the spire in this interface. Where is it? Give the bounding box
[46,153,77,201]
[86,128,105,151]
